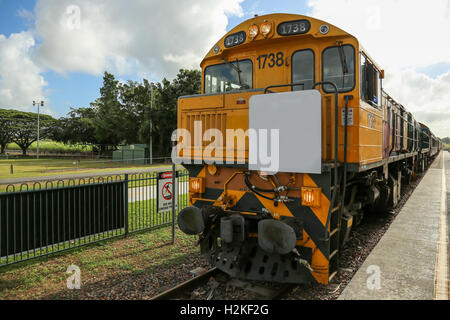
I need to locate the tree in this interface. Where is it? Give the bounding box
[0,109,17,153]
[90,72,126,152]
[51,69,201,157]
[9,110,55,155]
[52,107,97,146]
[441,137,450,145]
[151,69,201,156]
[119,79,152,145]
[115,69,200,157]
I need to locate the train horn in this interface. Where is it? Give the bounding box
[177,206,205,235]
[258,219,297,255]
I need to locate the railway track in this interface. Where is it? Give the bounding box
[151,267,297,300]
[151,268,220,300]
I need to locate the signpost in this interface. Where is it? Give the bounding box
[171,162,176,244]
[157,171,178,213]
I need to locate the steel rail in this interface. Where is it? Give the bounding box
[151,267,220,300]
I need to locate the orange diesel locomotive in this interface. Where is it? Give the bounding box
[175,13,442,285]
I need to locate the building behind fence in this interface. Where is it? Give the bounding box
[0,170,189,267]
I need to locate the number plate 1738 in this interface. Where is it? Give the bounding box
[257,52,284,69]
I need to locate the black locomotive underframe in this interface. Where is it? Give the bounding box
[198,216,314,284]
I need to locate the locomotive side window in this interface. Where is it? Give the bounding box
[204,59,253,94]
[360,54,367,99]
[360,52,382,108]
[291,49,315,91]
[322,44,355,93]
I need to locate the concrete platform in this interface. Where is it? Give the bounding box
[339,152,449,300]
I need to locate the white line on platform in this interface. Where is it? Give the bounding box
[434,152,449,300]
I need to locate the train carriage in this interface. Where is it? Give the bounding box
[174,13,440,285]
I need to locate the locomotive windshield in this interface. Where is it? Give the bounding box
[204,59,253,94]
[292,49,315,90]
[322,44,355,93]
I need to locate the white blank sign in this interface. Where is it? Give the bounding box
[249,90,322,174]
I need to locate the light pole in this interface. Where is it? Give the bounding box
[149,83,153,165]
[33,100,44,159]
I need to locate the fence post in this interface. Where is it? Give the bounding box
[10,164,13,174]
[124,173,129,235]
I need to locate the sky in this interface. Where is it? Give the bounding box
[0,0,449,137]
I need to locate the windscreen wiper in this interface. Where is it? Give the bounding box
[337,41,349,75]
[222,58,242,86]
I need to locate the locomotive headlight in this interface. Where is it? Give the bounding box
[248,25,259,39]
[260,22,272,36]
[190,177,205,193]
[301,187,321,208]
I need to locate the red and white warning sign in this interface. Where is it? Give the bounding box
[157,171,178,212]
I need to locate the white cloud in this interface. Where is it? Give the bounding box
[0,0,243,115]
[309,0,450,137]
[383,68,450,138]
[308,0,450,69]
[34,0,244,78]
[17,8,35,26]
[0,32,47,111]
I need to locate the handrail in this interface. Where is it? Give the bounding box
[263,81,340,245]
[264,83,305,93]
[312,82,340,244]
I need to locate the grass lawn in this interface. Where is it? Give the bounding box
[0,168,188,193]
[0,226,198,300]
[0,158,172,180]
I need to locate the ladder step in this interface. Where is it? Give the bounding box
[330,228,339,236]
[329,271,338,282]
[330,250,338,259]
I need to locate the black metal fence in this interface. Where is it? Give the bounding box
[0,170,189,267]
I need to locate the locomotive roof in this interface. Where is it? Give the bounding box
[201,13,358,66]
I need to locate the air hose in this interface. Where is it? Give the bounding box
[244,172,297,203]
[245,173,276,193]
[244,173,277,201]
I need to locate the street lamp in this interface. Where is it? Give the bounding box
[33,100,44,159]
[149,84,153,165]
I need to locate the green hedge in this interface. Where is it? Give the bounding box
[6,140,93,154]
